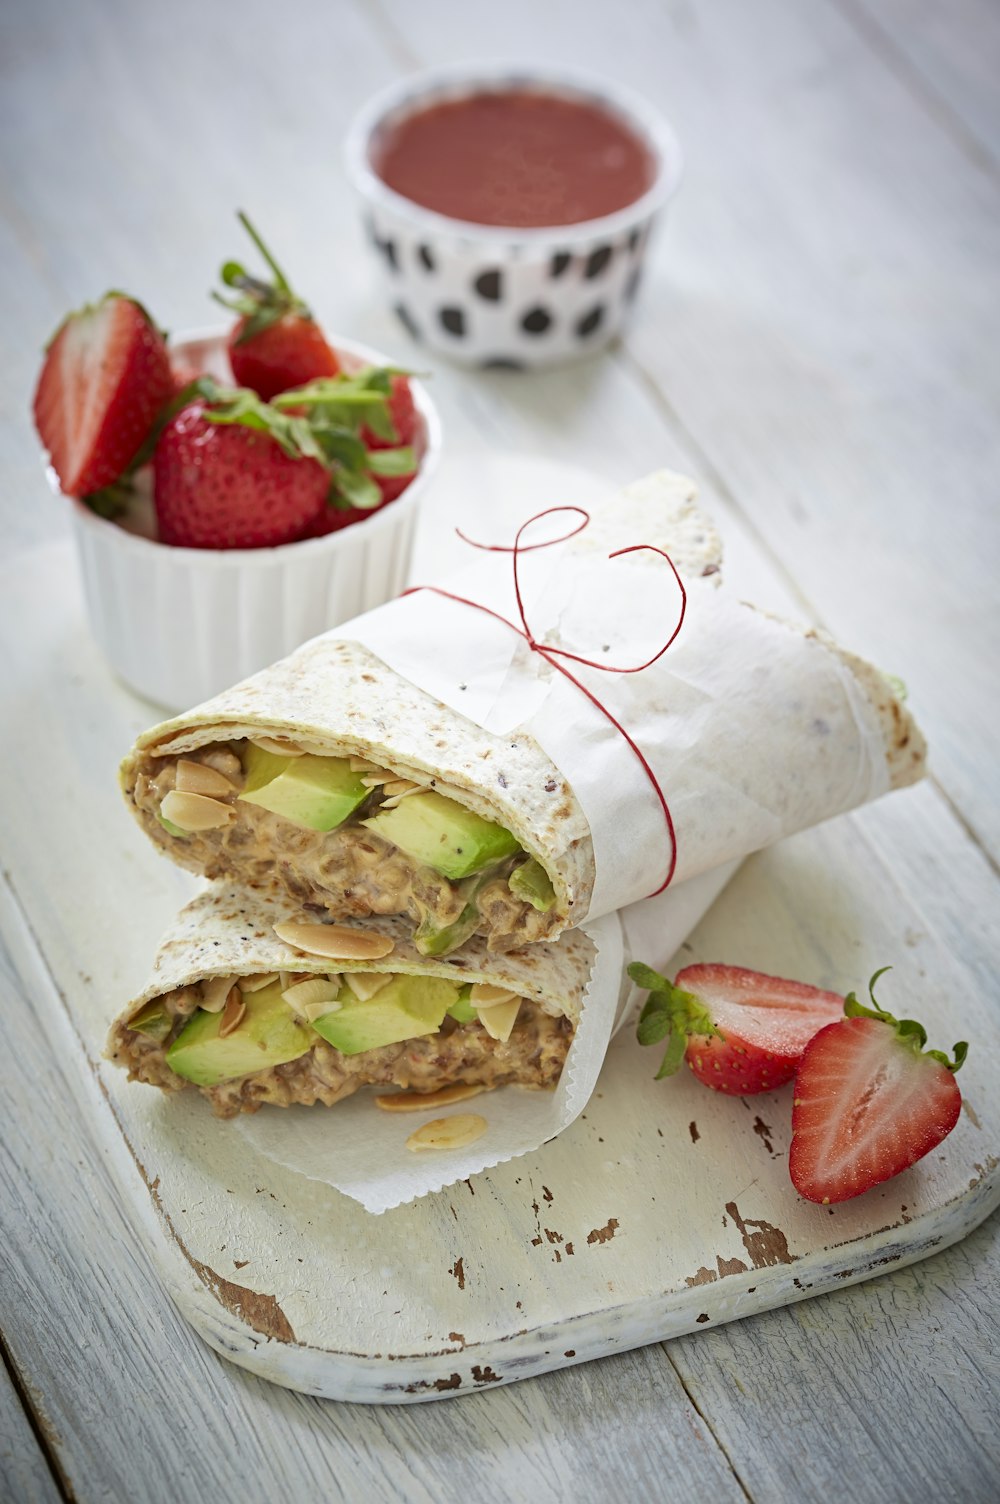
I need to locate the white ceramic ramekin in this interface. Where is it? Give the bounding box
[63,332,441,710]
[345,64,683,369]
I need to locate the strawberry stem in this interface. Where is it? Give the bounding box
[628,961,718,1078]
[843,968,968,1073]
[237,210,291,294]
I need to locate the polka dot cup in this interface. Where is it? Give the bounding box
[345,66,683,369]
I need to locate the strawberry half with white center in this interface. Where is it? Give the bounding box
[152,388,328,549]
[789,969,967,1204]
[32,292,173,497]
[214,212,339,401]
[629,962,845,1094]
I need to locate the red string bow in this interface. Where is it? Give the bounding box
[403,507,686,896]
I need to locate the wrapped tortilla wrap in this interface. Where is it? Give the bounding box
[106,883,593,1119]
[120,472,925,955]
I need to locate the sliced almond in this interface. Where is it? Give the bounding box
[360,771,395,787]
[342,971,393,1002]
[250,736,305,757]
[274,921,395,961]
[200,974,236,1013]
[238,972,279,993]
[175,759,235,798]
[160,790,235,832]
[470,983,518,1007]
[304,999,341,1023]
[406,1114,488,1152]
[282,976,341,1019]
[476,998,522,1043]
[218,987,246,1038]
[376,1083,485,1113]
[349,757,382,774]
[381,779,420,798]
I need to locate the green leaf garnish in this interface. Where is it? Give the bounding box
[843,967,967,1072]
[627,960,718,1080]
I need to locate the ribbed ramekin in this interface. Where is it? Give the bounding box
[345,64,683,369]
[63,332,441,710]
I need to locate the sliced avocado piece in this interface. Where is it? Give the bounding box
[415,899,480,958]
[157,811,189,840]
[165,980,313,1086]
[239,748,368,832]
[311,974,457,1056]
[447,985,477,1025]
[128,999,173,1042]
[508,857,556,913]
[364,790,521,879]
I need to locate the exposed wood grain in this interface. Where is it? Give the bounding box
[836,0,1000,172]
[668,1209,1000,1504]
[0,1357,61,1504]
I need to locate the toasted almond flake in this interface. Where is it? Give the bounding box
[274,921,395,961]
[360,771,395,787]
[200,974,236,1013]
[343,971,393,1002]
[376,1083,486,1113]
[218,987,246,1038]
[349,757,382,773]
[250,736,305,757]
[381,779,420,798]
[476,998,522,1043]
[238,972,279,993]
[381,785,430,809]
[304,999,342,1023]
[406,1114,488,1152]
[282,977,341,1019]
[470,983,518,1007]
[175,759,235,798]
[160,790,235,831]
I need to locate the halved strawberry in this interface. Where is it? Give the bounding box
[32,292,173,497]
[629,962,845,1094]
[153,391,328,550]
[214,212,339,400]
[789,969,966,1204]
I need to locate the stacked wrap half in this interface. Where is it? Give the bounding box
[110,472,926,1169]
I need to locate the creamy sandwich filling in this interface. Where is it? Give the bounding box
[110,963,573,1119]
[127,739,560,953]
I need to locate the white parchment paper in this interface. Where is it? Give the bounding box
[333,534,890,921]
[234,863,736,1213]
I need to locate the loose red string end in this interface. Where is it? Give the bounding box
[408,508,685,895]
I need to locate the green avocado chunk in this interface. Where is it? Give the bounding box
[128,999,173,1042]
[238,744,368,832]
[447,985,477,1025]
[414,899,481,958]
[508,857,556,913]
[157,812,189,840]
[165,980,314,1086]
[310,974,457,1056]
[364,790,521,880]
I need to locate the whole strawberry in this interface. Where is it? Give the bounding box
[789,969,967,1204]
[214,212,339,400]
[32,292,173,497]
[153,392,328,549]
[630,962,845,1093]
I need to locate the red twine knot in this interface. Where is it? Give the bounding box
[403,507,686,895]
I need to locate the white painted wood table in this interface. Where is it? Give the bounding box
[2,0,998,1499]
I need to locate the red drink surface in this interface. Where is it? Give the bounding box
[371,90,656,228]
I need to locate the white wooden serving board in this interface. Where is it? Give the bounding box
[2,461,997,1405]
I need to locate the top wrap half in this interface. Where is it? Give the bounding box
[121,472,925,953]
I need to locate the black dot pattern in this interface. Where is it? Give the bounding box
[480,358,525,370]
[521,306,553,335]
[549,252,572,279]
[394,302,421,341]
[439,306,466,337]
[474,269,503,301]
[417,244,436,272]
[624,266,643,302]
[585,245,613,278]
[576,305,605,338]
